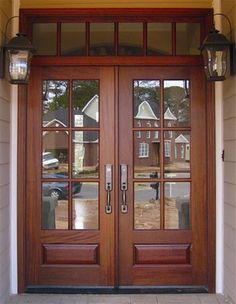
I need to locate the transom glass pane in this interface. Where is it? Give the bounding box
[90,23,115,55]
[165,182,190,229]
[33,23,57,55]
[42,80,69,127]
[134,182,160,229]
[72,80,99,127]
[147,23,172,55]
[164,80,190,127]
[119,23,143,55]
[133,80,160,127]
[61,23,86,56]
[176,23,200,55]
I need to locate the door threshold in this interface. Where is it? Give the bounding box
[25,286,209,294]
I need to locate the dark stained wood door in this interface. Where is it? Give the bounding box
[118,66,208,287]
[25,65,208,289]
[26,66,116,286]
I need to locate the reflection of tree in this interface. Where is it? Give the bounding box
[43,80,99,113]
[73,80,98,110]
[134,80,160,106]
[164,84,190,123]
[43,81,68,113]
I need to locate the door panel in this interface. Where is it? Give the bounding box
[118,67,207,286]
[27,66,115,286]
[26,65,208,288]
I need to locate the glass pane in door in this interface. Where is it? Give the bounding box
[133,80,160,127]
[73,131,99,178]
[72,80,99,127]
[42,80,69,127]
[134,182,160,229]
[134,131,160,178]
[72,182,99,229]
[164,80,190,127]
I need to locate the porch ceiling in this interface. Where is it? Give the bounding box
[20,0,213,8]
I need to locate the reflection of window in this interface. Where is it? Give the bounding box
[169,131,173,138]
[181,144,184,159]
[164,140,171,157]
[146,131,150,139]
[137,131,141,139]
[154,131,159,139]
[175,146,177,159]
[147,121,151,127]
[137,120,141,127]
[139,143,149,158]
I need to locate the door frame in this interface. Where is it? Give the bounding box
[17,8,216,293]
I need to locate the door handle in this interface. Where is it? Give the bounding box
[120,164,128,213]
[105,164,112,214]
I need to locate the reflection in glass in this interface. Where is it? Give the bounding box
[164,80,190,127]
[119,23,143,55]
[147,23,172,55]
[72,80,99,127]
[73,131,99,178]
[42,183,68,229]
[133,80,160,127]
[176,23,200,55]
[33,23,57,55]
[42,80,69,127]
[61,23,86,55]
[165,182,190,229]
[72,182,98,229]
[134,131,160,178]
[134,183,160,229]
[164,131,190,178]
[90,23,115,55]
[42,131,69,178]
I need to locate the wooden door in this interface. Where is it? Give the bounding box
[118,66,208,287]
[25,65,209,289]
[26,66,116,286]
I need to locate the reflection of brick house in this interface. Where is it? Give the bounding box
[43,95,99,171]
[134,100,190,167]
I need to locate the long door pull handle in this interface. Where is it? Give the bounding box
[105,164,112,214]
[120,164,128,213]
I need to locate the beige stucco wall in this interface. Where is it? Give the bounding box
[0,0,12,303]
[222,0,236,303]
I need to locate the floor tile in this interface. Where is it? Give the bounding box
[198,294,223,304]
[59,294,88,304]
[88,295,131,304]
[157,294,200,304]
[130,294,157,304]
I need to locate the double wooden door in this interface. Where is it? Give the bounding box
[25,65,208,289]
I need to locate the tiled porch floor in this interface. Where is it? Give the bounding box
[7,294,227,304]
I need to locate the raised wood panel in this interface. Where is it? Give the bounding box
[134,244,191,265]
[42,244,99,264]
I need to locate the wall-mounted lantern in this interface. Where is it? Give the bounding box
[200,13,236,81]
[0,16,36,85]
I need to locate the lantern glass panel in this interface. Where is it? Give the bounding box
[203,48,228,79]
[7,50,31,82]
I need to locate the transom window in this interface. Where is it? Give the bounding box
[32,21,201,57]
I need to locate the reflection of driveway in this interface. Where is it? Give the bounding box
[135,183,189,202]
[74,183,98,199]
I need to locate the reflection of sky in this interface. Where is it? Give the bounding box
[164,80,189,89]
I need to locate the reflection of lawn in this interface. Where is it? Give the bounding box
[135,198,179,230]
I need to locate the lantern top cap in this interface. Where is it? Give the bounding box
[200,25,231,50]
[4,33,36,53]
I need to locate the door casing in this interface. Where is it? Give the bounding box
[17,8,216,293]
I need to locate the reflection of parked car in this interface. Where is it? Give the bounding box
[43,173,82,199]
[42,152,59,170]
